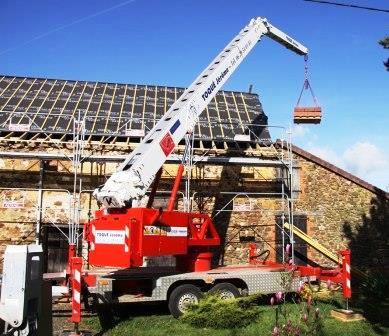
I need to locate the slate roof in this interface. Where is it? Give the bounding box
[0,75,270,147]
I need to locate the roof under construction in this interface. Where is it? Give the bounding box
[0,75,270,148]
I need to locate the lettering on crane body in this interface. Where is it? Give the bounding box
[216,68,229,85]
[285,35,299,49]
[95,230,125,244]
[201,68,229,101]
[200,39,253,102]
[144,225,188,237]
[240,40,252,56]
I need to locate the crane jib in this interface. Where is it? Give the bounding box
[159,133,175,156]
[201,67,229,101]
[216,68,229,85]
[170,119,181,134]
[159,119,182,157]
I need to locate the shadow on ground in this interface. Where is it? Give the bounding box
[93,302,169,335]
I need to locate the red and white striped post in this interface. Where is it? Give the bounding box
[90,223,96,251]
[71,256,83,333]
[124,223,130,253]
[340,250,352,300]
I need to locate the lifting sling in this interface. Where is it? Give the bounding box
[294,55,322,124]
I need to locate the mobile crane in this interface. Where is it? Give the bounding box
[86,15,308,272]
[94,17,307,209]
[79,17,351,322]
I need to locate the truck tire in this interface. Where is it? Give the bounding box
[209,282,241,299]
[168,284,203,318]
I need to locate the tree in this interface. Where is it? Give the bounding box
[379,36,389,71]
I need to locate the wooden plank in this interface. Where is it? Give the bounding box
[29,80,57,127]
[64,82,88,134]
[116,84,128,133]
[0,77,17,107]
[140,85,148,130]
[213,96,225,141]
[26,79,50,115]
[330,309,365,322]
[90,83,108,135]
[0,78,27,122]
[222,91,233,127]
[153,85,158,127]
[126,84,138,146]
[10,79,37,124]
[231,92,245,133]
[40,80,68,130]
[52,81,79,131]
[240,92,252,123]
[0,76,5,92]
[103,83,118,134]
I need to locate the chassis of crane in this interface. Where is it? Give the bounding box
[85,262,314,316]
[80,246,349,318]
[86,264,308,304]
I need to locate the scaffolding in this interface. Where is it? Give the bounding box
[0,110,87,262]
[0,110,298,267]
[179,123,297,265]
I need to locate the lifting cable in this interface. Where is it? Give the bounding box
[296,55,320,107]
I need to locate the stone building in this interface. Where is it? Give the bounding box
[0,75,388,274]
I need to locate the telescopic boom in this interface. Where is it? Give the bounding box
[95,17,308,208]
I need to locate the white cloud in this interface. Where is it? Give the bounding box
[343,142,389,190]
[343,142,387,177]
[292,125,310,138]
[306,142,389,190]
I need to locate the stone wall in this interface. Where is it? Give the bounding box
[0,145,387,273]
[293,151,389,271]
[0,152,284,269]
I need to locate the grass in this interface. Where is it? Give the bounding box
[83,295,389,336]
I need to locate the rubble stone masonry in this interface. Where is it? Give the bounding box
[0,143,387,272]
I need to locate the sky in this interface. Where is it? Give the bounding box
[1,0,388,190]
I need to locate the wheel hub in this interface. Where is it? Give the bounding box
[219,290,235,300]
[177,293,199,313]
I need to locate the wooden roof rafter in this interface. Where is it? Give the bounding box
[0,75,270,149]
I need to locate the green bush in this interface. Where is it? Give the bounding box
[181,293,262,329]
[361,272,389,301]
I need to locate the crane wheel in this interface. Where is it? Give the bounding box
[168,284,203,318]
[209,282,241,300]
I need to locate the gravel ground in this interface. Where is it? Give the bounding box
[52,300,170,335]
[52,302,97,336]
